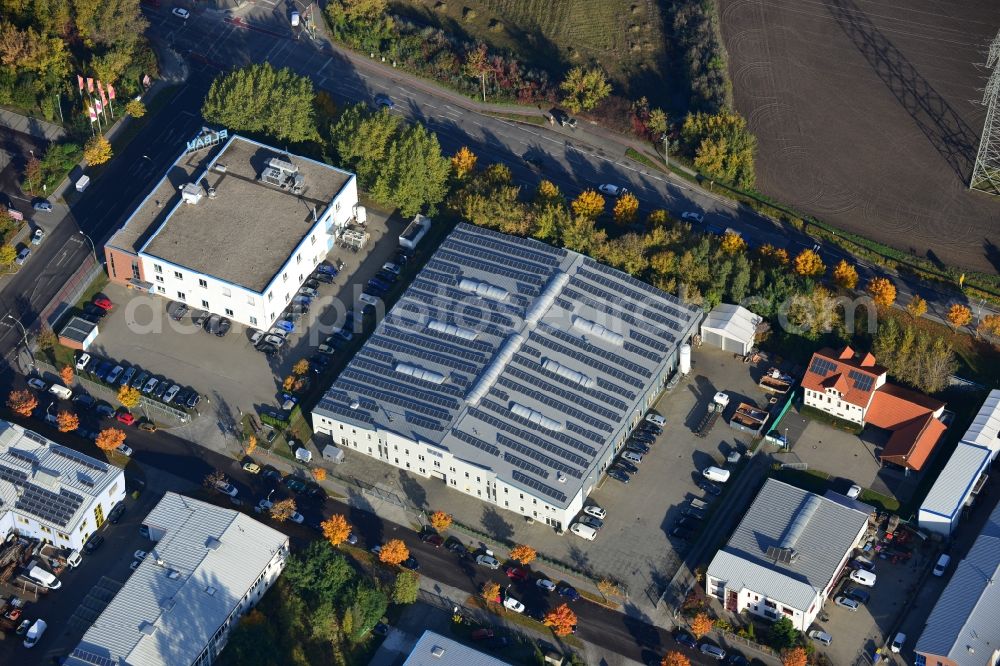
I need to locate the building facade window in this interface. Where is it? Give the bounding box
[225,308,234,316]
[174,271,184,279]
[199,278,208,288]
[177,292,186,301]
[155,276,164,283]
[156,286,165,293]
[250,316,258,326]
[202,300,209,308]
[154,264,163,274]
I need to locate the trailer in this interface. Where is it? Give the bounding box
[758,367,793,394]
[689,497,711,510]
[696,392,730,438]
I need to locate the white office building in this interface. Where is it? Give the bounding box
[705,479,871,631]
[0,420,125,552]
[313,223,702,530]
[105,132,360,329]
[64,492,289,666]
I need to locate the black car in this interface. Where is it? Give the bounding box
[83,303,108,319]
[631,431,656,443]
[174,388,190,406]
[204,313,221,334]
[640,423,662,436]
[309,355,331,373]
[216,317,232,337]
[72,393,96,409]
[614,459,639,474]
[725,652,749,666]
[549,107,577,128]
[608,469,630,483]
[108,502,126,524]
[392,251,410,266]
[186,391,200,409]
[676,517,699,530]
[556,583,580,601]
[131,370,150,389]
[401,556,420,571]
[681,507,705,520]
[83,534,105,553]
[626,442,650,455]
[303,482,327,500]
[445,537,468,556]
[374,270,398,284]
[579,515,603,530]
[152,381,169,400]
[845,586,871,604]
[674,631,698,650]
[671,526,694,542]
[311,271,334,284]
[698,480,723,496]
[167,301,189,321]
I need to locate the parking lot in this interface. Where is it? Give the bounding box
[85,204,406,452]
[335,346,776,609]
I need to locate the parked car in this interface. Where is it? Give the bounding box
[681,211,704,223]
[505,567,528,581]
[27,377,47,391]
[536,578,556,592]
[614,459,638,474]
[92,295,113,311]
[844,586,870,604]
[186,391,200,409]
[890,632,906,653]
[809,630,833,646]
[674,631,697,649]
[682,507,705,520]
[933,554,951,576]
[401,556,420,571]
[204,314,222,334]
[700,643,726,660]
[570,523,597,540]
[578,514,603,530]
[15,247,30,265]
[583,504,607,520]
[119,366,136,386]
[598,184,627,197]
[216,480,238,497]
[107,502,126,524]
[167,301,189,321]
[374,93,394,109]
[83,534,104,553]
[152,381,169,400]
[106,365,124,384]
[311,271,333,284]
[72,393,96,410]
[698,480,723,496]
[115,411,136,426]
[645,413,666,426]
[116,443,133,456]
[625,442,650,455]
[131,370,150,389]
[607,469,630,483]
[163,384,181,404]
[138,421,157,433]
[420,533,444,547]
[476,553,501,569]
[242,462,261,474]
[142,376,159,394]
[671,526,695,542]
[835,596,860,611]
[33,200,53,213]
[556,583,580,601]
[502,596,525,613]
[95,403,115,418]
[171,6,189,18]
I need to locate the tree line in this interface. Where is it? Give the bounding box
[0,0,156,121]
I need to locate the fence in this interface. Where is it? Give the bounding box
[38,253,101,331]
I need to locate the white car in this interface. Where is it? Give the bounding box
[502,596,525,613]
[536,578,556,592]
[27,378,47,391]
[570,522,597,541]
[681,211,704,223]
[583,505,607,520]
[476,554,501,569]
[163,384,181,404]
[890,632,906,653]
[809,629,832,646]
[598,184,627,197]
[31,229,45,245]
[116,443,133,457]
[134,550,147,561]
[359,293,379,307]
[846,484,862,499]
[644,413,666,427]
[933,554,951,576]
[75,353,91,371]
[216,481,238,497]
[172,7,189,19]
[849,569,876,587]
[834,596,859,611]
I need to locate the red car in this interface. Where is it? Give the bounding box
[505,567,528,581]
[116,411,136,426]
[471,628,495,641]
[420,533,444,547]
[93,296,113,311]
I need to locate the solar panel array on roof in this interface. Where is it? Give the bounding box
[314,223,701,508]
[810,357,837,376]
[16,485,84,527]
[848,369,874,392]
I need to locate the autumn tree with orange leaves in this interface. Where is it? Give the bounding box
[60,365,74,386]
[543,603,577,636]
[866,277,897,311]
[269,498,297,522]
[56,411,79,433]
[379,539,409,566]
[451,147,477,179]
[781,646,808,666]
[946,303,972,330]
[510,544,537,565]
[321,514,352,547]
[690,612,713,639]
[95,428,127,452]
[793,248,825,277]
[429,511,452,532]
[661,652,691,666]
[312,467,326,482]
[571,190,605,219]
[7,390,37,417]
[613,192,639,225]
[481,580,501,603]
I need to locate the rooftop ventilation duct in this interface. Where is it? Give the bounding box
[467,334,524,405]
[510,402,563,432]
[431,646,445,658]
[541,358,595,389]
[525,271,570,326]
[571,316,624,346]
[267,157,298,174]
[205,536,221,551]
[427,319,478,341]
[395,362,447,385]
[458,278,509,302]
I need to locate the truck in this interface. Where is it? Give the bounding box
[26,564,61,589]
[689,497,711,511]
[696,392,730,438]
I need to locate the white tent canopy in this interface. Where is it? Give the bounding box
[700,303,760,355]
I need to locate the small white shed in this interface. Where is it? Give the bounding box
[700,304,760,356]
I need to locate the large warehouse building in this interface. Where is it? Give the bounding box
[104,130,360,328]
[312,223,701,529]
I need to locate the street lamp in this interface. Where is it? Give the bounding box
[4,313,34,370]
[78,230,97,259]
[660,133,669,169]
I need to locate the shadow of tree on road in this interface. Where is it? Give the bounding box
[481,506,514,543]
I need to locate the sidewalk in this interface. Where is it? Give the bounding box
[0,107,66,141]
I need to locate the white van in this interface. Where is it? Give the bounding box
[48,384,72,400]
[849,569,876,587]
[933,554,951,576]
[23,619,47,648]
[809,630,833,646]
[75,174,90,192]
[570,522,597,540]
[290,10,300,26]
[28,565,61,589]
[702,466,731,483]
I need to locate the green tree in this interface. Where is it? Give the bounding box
[559,67,612,113]
[371,123,451,217]
[0,245,16,266]
[392,570,420,604]
[125,99,146,118]
[681,111,757,190]
[330,103,400,187]
[532,202,568,244]
[647,108,668,137]
[203,63,318,143]
[344,583,388,642]
[769,616,798,650]
[73,0,148,48]
[282,541,356,606]
[84,135,113,165]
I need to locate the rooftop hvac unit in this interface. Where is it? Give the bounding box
[207,187,217,199]
[260,167,284,187]
[291,174,305,194]
[180,183,204,205]
[213,163,227,173]
[267,157,298,174]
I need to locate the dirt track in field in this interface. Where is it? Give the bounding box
[718,0,1000,273]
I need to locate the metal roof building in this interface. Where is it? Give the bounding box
[699,303,761,356]
[0,420,125,552]
[64,492,289,666]
[705,479,870,631]
[313,223,701,529]
[918,391,1000,537]
[915,499,1000,666]
[402,630,512,666]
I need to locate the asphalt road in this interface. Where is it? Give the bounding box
[0,372,716,665]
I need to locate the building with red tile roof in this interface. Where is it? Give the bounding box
[802,346,945,471]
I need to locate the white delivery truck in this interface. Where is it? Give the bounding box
[23,619,47,648]
[76,175,90,192]
[48,384,72,400]
[702,466,731,483]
